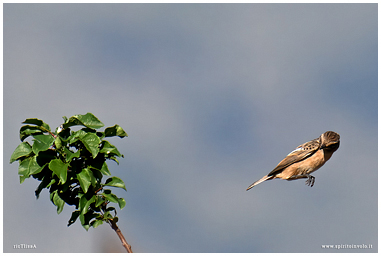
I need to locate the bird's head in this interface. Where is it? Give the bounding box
[320,131,340,152]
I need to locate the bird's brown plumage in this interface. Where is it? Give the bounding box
[246,131,340,190]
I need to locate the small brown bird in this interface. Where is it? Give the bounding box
[246,131,340,190]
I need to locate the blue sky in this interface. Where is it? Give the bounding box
[3,3,377,253]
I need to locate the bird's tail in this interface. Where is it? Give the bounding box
[246,175,273,191]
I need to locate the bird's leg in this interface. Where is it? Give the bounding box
[287,174,315,187]
[305,175,315,187]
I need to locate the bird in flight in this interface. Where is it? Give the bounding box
[246,131,340,190]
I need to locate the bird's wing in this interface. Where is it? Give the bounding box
[267,138,321,177]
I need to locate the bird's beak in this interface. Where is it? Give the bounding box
[320,141,340,150]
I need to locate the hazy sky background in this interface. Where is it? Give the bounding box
[3,3,377,253]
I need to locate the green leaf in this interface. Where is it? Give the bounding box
[103,209,113,220]
[108,156,119,165]
[102,190,119,204]
[49,159,69,184]
[54,136,62,149]
[100,141,123,157]
[22,118,51,132]
[64,147,80,162]
[19,125,44,141]
[103,207,117,221]
[100,162,111,176]
[32,134,55,154]
[77,168,92,193]
[19,175,27,184]
[31,164,49,181]
[68,210,80,226]
[63,113,104,130]
[105,207,116,215]
[53,192,65,214]
[28,156,47,175]
[78,196,98,229]
[18,157,32,176]
[79,194,96,215]
[57,127,71,141]
[10,142,32,163]
[35,176,55,199]
[90,168,102,184]
[89,171,97,187]
[79,211,99,231]
[96,131,105,140]
[117,197,126,210]
[18,157,32,184]
[90,219,104,228]
[78,196,87,214]
[95,196,105,208]
[104,125,128,138]
[67,129,87,144]
[79,213,89,231]
[80,133,100,158]
[104,176,127,191]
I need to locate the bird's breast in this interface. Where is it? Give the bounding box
[276,149,327,179]
[297,149,326,174]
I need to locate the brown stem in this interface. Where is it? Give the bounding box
[48,130,57,138]
[41,126,57,138]
[94,187,103,194]
[108,219,133,253]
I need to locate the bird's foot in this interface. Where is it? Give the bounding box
[305,175,315,187]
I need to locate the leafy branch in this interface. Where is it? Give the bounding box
[10,113,133,252]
